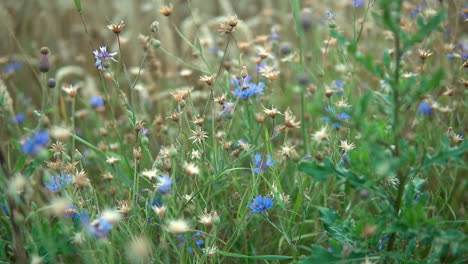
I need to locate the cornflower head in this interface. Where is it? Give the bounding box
[22,130,49,155]
[167,219,190,234]
[10,113,25,124]
[177,232,204,254]
[184,162,200,176]
[312,126,329,143]
[322,106,350,129]
[218,15,240,34]
[231,75,265,99]
[93,46,117,71]
[156,175,173,194]
[352,0,365,8]
[81,210,121,239]
[189,127,208,144]
[107,20,125,35]
[249,195,274,214]
[252,153,275,174]
[219,102,235,119]
[340,140,356,153]
[283,108,301,129]
[90,96,104,109]
[418,101,433,115]
[258,65,280,81]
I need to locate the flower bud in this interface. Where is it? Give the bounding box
[47,78,56,88]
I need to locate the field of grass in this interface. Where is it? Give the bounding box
[0,0,467,263]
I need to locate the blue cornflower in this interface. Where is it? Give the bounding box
[249,195,274,214]
[21,130,49,155]
[45,174,72,192]
[411,7,422,18]
[64,205,79,219]
[93,46,117,70]
[178,232,205,254]
[4,61,22,74]
[90,96,104,108]
[352,0,364,8]
[418,101,433,115]
[80,210,119,239]
[1,204,8,215]
[322,106,350,129]
[156,175,173,194]
[139,128,150,137]
[10,113,25,124]
[252,154,275,174]
[379,237,389,250]
[219,102,235,119]
[152,197,163,207]
[231,75,265,99]
[461,6,468,20]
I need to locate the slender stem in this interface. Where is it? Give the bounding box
[386,0,404,254]
[70,98,76,163]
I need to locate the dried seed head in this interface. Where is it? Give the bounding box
[417,49,433,60]
[74,170,90,187]
[184,162,200,176]
[192,115,205,126]
[199,74,216,85]
[167,219,190,234]
[134,120,145,132]
[118,200,131,215]
[283,108,301,128]
[256,113,266,123]
[107,20,125,34]
[62,84,80,97]
[133,147,142,160]
[218,15,240,34]
[159,3,174,16]
[152,205,166,217]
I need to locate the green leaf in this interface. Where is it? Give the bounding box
[297,245,341,263]
[73,0,82,12]
[298,158,335,181]
[217,251,292,260]
[14,155,26,172]
[291,0,304,38]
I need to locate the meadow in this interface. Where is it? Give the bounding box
[0,0,467,263]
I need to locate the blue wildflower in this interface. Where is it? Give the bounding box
[379,237,389,250]
[231,75,265,99]
[64,205,79,219]
[178,232,205,254]
[249,195,274,214]
[90,96,104,108]
[45,173,72,192]
[156,175,173,194]
[139,128,150,137]
[152,197,163,207]
[1,204,8,215]
[411,7,422,18]
[4,62,22,74]
[80,210,119,239]
[10,113,25,124]
[352,0,364,8]
[417,101,433,115]
[21,130,49,155]
[219,102,235,119]
[322,106,350,129]
[93,46,117,70]
[252,153,275,174]
[461,6,468,20]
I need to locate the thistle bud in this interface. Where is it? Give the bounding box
[47,78,56,88]
[39,47,50,73]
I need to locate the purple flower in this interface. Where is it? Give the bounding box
[249,195,274,214]
[4,61,22,74]
[21,130,49,155]
[139,128,150,137]
[352,0,364,8]
[231,75,265,99]
[411,7,422,18]
[93,46,117,70]
[80,211,115,239]
[178,232,205,254]
[10,113,25,124]
[156,175,173,194]
[418,102,433,115]
[45,174,72,192]
[219,102,235,119]
[322,106,350,129]
[252,154,275,174]
[90,96,104,108]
